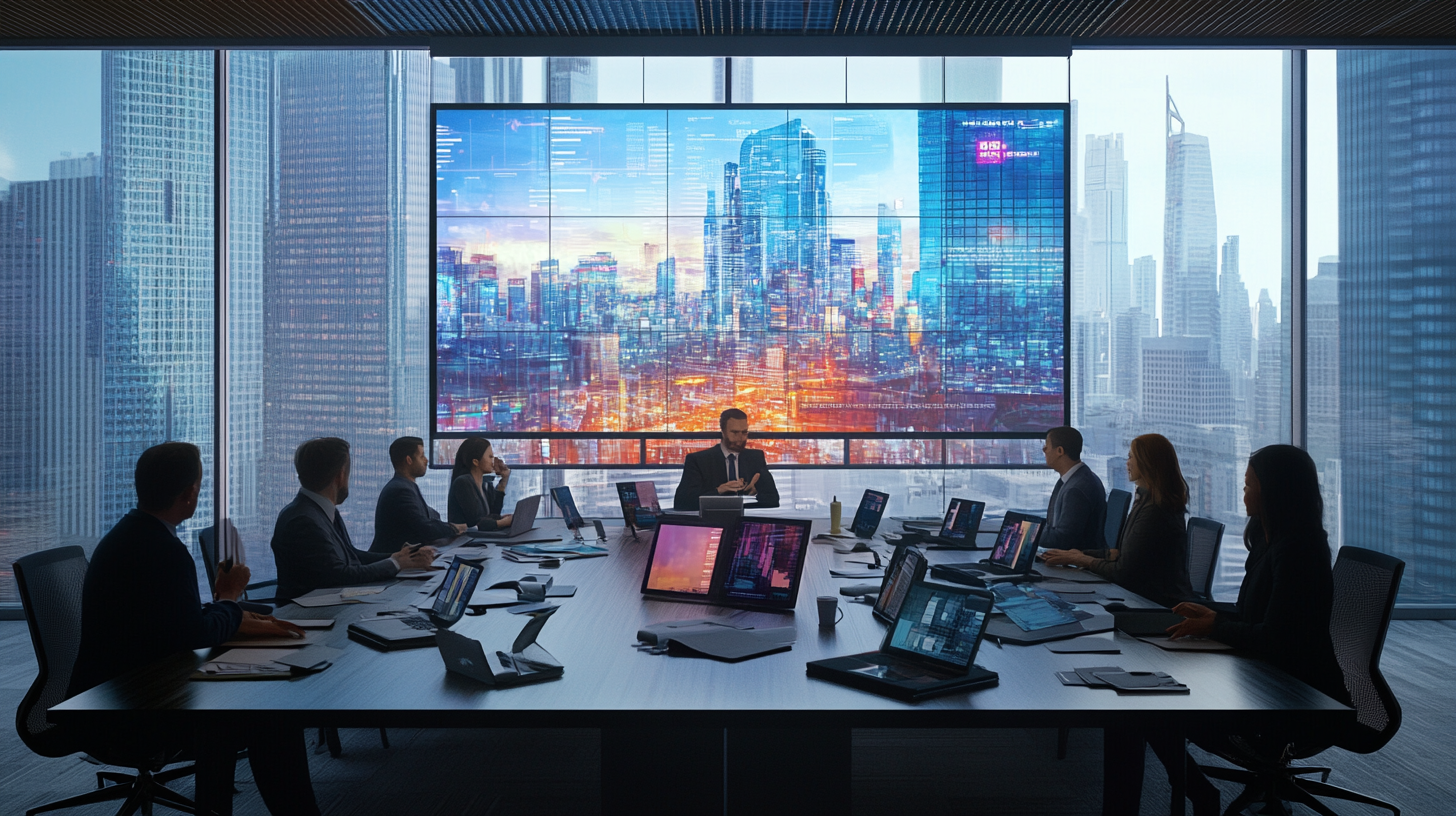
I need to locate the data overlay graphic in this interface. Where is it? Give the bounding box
[434,106,1066,442]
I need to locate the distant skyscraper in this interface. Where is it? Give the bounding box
[264,51,430,546]
[1338,50,1456,599]
[1141,336,1234,427]
[1161,82,1221,342]
[1113,309,1151,404]
[944,57,1002,102]
[1306,256,1340,471]
[877,203,902,304]
[1083,133,1131,316]
[452,57,523,103]
[1253,288,1280,449]
[656,257,676,317]
[1217,236,1253,381]
[1132,255,1159,336]
[100,50,216,542]
[546,58,596,103]
[431,58,455,103]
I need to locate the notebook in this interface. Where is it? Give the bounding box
[848,489,891,538]
[872,545,929,624]
[806,581,999,702]
[347,556,485,651]
[467,494,541,539]
[641,516,813,611]
[923,498,987,549]
[616,480,663,531]
[550,486,585,530]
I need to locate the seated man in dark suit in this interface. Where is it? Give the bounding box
[271,436,436,603]
[1036,425,1107,551]
[69,441,317,816]
[673,408,780,511]
[370,435,465,553]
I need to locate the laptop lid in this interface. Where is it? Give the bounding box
[988,511,1044,573]
[616,481,662,530]
[428,556,486,628]
[550,486,584,529]
[698,495,745,528]
[935,498,986,542]
[849,489,890,538]
[641,518,728,600]
[879,580,995,674]
[873,545,928,623]
[499,493,541,537]
[716,517,813,609]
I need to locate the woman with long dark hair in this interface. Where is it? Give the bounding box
[446,437,514,530]
[1042,433,1195,607]
[1104,444,1348,816]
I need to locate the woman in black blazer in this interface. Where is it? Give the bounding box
[1042,433,1194,608]
[446,437,513,530]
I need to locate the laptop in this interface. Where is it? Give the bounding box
[698,495,746,528]
[923,498,987,549]
[929,511,1044,584]
[550,485,585,530]
[848,489,890,538]
[806,580,1000,702]
[347,556,485,651]
[872,545,929,624]
[616,480,663,532]
[468,494,542,539]
[641,516,813,611]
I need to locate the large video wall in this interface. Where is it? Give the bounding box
[434,106,1066,441]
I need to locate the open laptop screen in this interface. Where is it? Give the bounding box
[849,489,890,537]
[719,518,812,606]
[430,557,485,626]
[937,498,986,541]
[873,545,927,623]
[989,511,1043,572]
[616,481,661,529]
[551,486,584,528]
[884,582,993,672]
[643,521,725,596]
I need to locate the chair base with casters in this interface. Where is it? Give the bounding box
[28,763,198,816]
[1198,750,1398,816]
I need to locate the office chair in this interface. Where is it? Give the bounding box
[1196,546,1405,816]
[1104,489,1132,548]
[1185,517,1225,603]
[15,546,198,816]
[198,522,277,612]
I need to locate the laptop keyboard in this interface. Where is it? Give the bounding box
[399,615,435,631]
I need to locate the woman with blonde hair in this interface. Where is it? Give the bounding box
[1042,432,1194,607]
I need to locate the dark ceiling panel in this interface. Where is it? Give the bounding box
[1093,0,1456,39]
[352,0,702,35]
[3,0,384,39]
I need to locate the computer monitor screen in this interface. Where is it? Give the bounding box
[431,557,485,625]
[989,512,1043,571]
[719,519,811,605]
[886,582,991,670]
[873,546,927,623]
[643,522,725,596]
[937,498,985,541]
[616,480,661,529]
[849,489,890,538]
[551,486,584,528]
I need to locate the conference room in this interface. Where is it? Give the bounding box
[2,2,1453,815]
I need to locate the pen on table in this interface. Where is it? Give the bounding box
[991,636,1003,649]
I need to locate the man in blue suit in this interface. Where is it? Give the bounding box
[1037,426,1107,551]
[271,437,436,603]
[370,435,465,553]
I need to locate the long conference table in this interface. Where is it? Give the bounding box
[52,515,1352,816]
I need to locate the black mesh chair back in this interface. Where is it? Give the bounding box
[1104,489,1132,548]
[1330,546,1405,755]
[14,545,88,758]
[1185,517,1225,602]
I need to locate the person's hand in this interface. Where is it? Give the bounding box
[236,612,306,640]
[1041,548,1089,568]
[492,457,510,478]
[717,479,747,494]
[744,473,761,496]
[450,523,467,535]
[392,544,437,570]
[1167,602,1217,639]
[214,560,252,602]
[495,514,514,529]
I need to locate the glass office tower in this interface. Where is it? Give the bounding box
[100,51,216,547]
[1338,50,1456,602]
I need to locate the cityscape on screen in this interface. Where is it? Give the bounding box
[435,107,1065,438]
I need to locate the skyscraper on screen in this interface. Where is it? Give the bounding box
[1338,50,1456,600]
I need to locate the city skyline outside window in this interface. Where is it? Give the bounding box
[1,49,1448,607]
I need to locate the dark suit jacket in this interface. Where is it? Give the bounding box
[447,473,507,529]
[1212,523,1349,705]
[369,474,456,553]
[1037,462,1107,550]
[673,445,779,510]
[1084,488,1194,608]
[271,491,397,603]
[69,510,243,698]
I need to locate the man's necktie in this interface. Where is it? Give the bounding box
[728,453,738,483]
[1046,479,1064,526]
[334,512,353,550]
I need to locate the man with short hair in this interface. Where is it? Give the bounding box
[271,437,436,603]
[1038,425,1107,551]
[370,436,465,553]
[673,408,780,510]
[69,441,318,816]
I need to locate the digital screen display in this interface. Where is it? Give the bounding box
[990,513,1042,570]
[551,486,584,527]
[644,522,723,595]
[889,584,988,668]
[616,480,662,528]
[938,498,984,540]
[850,489,889,537]
[721,520,807,603]
[432,558,484,623]
[874,546,926,621]
[434,106,1066,440]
